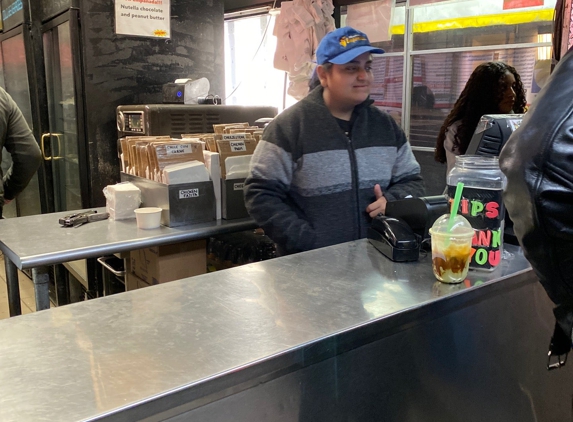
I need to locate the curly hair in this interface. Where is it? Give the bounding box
[434,61,527,163]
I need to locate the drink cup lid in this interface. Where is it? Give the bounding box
[429,214,474,238]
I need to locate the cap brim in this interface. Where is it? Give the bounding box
[328,46,385,65]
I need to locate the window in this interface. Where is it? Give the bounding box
[224,0,554,135]
[340,0,554,148]
[224,13,297,112]
[409,47,540,148]
[411,0,555,51]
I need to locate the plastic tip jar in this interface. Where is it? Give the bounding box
[446,156,507,272]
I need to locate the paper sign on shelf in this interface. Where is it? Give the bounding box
[166,144,192,155]
[115,0,170,39]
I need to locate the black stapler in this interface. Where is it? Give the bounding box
[367,215,420,262]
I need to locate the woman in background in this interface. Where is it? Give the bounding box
[434,61,527,175]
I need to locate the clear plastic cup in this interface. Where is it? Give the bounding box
[429,214,474,284]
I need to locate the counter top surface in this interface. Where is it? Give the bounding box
[0,208,256,268]
[0,240,531,421]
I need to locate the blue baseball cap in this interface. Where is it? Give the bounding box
[316,27,384,65]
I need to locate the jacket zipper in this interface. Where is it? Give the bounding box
[345,135,361,239]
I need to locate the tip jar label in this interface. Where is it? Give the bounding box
[447,185,505,271]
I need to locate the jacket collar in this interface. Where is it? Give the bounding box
[306,86,374,115]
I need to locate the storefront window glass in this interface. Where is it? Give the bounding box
[224,13,297,111]
[409,47,542,148]
[339,0,552,147]
[224,0,553,131]
[371,55,404,126]
[410,0,556,51]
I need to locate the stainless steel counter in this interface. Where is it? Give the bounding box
[1,240,569,422]
[0,209,256,314]
[0,208,255,268]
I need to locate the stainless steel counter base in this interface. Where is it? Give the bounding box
[0,240,571,421]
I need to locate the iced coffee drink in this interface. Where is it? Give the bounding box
[429,214,474,284]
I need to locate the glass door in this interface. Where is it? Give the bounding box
[0,30,43,217]
[43,18,82,212]
[42,11,94,305]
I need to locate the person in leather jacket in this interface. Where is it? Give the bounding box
[499,46,573,356]
[0,86,42,218]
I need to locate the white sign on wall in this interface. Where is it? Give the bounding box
[115,0,170,39]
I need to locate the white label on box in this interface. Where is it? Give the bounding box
[166,144,192,155]
[229,141,247,152]
[179,188,200,199]
[233,182,245,191]
[223,133,247,141]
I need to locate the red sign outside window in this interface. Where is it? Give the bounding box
[503,0,544,10]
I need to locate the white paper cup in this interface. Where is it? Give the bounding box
[134,207,162,229]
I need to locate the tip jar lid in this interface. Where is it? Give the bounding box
[453,155,500,168]
[429,214,474,237]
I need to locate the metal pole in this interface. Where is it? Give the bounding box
[5,258,22,316]
[402,6,414,139]
[32,267,51,311]
[55,264,70,305]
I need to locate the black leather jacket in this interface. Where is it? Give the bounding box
[500,47,573,353]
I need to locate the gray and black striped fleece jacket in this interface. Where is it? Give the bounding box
[244,86,425,256]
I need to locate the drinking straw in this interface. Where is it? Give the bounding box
[448,182,464,232]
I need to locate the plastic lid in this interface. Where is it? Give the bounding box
[429,214,474,237]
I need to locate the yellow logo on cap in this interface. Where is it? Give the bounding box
[339,35,367,48]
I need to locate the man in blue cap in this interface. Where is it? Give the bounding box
[245,27,425,256]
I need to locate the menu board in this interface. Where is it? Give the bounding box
[1,0,23,31]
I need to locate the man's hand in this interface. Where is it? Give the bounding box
[366,184,387,218]
[3,198,12,205]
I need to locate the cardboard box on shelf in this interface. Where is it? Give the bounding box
[126,271,154,291]
[216,138,256,179]
[130,239,207,285]
[126,271,151,291]
[137,276,152,289]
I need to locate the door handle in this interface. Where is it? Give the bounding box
[52,133,63,160]
[40,133,52,161]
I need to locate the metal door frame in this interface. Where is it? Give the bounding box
[41,8,90,211]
